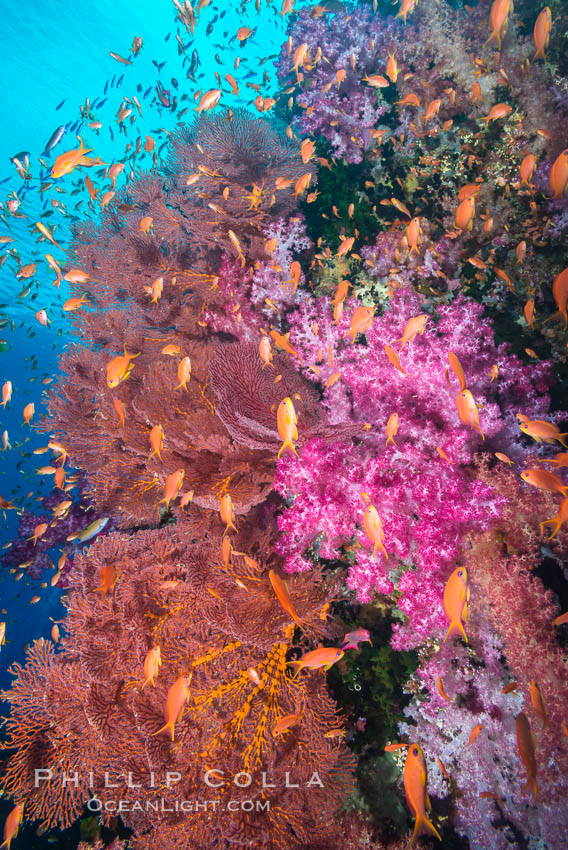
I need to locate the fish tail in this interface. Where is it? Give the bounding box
[522,776,538,803]
[557,434,568,448]
[483,30,501,50]
[287,661,303,678]
[444,619,468,644]
[412,813,442,846]
[277,441,297,459]
[540,518,561,540]
[153,720,175,741]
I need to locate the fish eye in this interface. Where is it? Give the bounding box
[457,570,462,577]
[413,747,418,756]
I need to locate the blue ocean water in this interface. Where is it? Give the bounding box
[0,0,289,689]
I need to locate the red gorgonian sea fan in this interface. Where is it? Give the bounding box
[39,336,356,528]
[0,520,356,849]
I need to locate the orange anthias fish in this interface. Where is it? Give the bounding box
[468,723,483,746]
[456,389,484,439]
[95,562,117,598]
[51,137,93,178]
[385,344,409,376]
[519,154,537,187]
[175,356,191,391]
[288,647,344,676]
[448,352,467,391]
[269,569,303,629]
[529,680,548,729]
[552,267,568,326]
[159,468,185,509]
[516,712,538,802]
[481,103,512,123]
[519,419,568,447]
[435,676,452,702]
[405,217,422,254]
[344,306,374,344]
[277,397,298,458]
[549,149,568,199]
[1,802,24,850]
[539,496,568,539]
[219,493,237,533]
[259,335,273,368]
[149,424,165,460]
[273,709,302,736]
[485,0,513,49]
[403,744,442,847]
[2,381,13,407]
[363,503,388,558]
[106,348,140,388]
[443,566,469,643]
[154,673,192,741]
[141,646,162,689]
[386,412,399,447]
[455,196,475,231]
[533,7,552,61]
[270,330,303,364]
[520,468,567,496]
[196,89,221,115]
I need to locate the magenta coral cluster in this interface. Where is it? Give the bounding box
[273,288,554,649]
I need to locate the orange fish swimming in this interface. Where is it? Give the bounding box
[539,496,568,539]
[51,137,93,178]
[456,389,484,439]
[516,712,538,803]
[405,217,422,254]
[403,743,442,847]
[363,503,388,558]
[485,0,513,49]
[448,352,467,391]
[95,562,117,598]
[443,566,469,643]
[519,419,568,447]
[141,646,162,689]
[159,468,185,509]
[552,267,568,326]
[520,468,567,496]
[385,344,409,375]
[455,196,475,231]
[219,493,237,533]
[1,802,24,850]
[529,680,548,729]
[549,149,568,199]
[106,348,140,389]
[386,412,399,447]
[288,647,344,676]
[481,103,512,123]
[149,424,165,460]
[519,154,537,187]
[277,397,298,458]
[154,673,192,741]
[533,6,552,61]
[344,306,374,344]
[269,569,303,629]
[175,356,191,391]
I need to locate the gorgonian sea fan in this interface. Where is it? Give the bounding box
[0,521,355,849]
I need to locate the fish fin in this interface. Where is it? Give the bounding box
[522,776,538,803]
[558,434,568,448]
[287,661,303,678]
[411,813,442,846]
[277,441,298,459]
[444,619,468,643]
[540,518,561,539]
[152,720,175,740]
